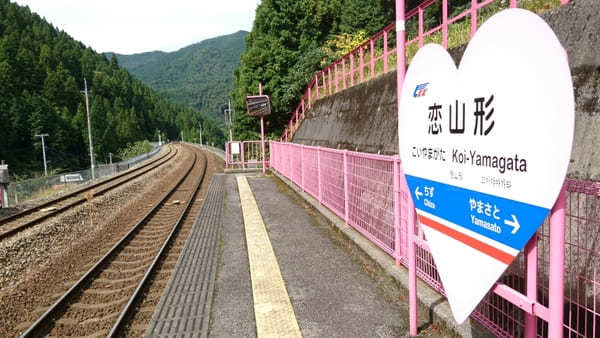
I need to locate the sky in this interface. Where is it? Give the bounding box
[12,0,260,54]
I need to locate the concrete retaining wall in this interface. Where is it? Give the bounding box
[293,0,600,181]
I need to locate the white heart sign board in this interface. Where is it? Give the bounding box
[398,9,574,323]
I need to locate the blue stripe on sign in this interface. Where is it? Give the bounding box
[405,175,550,251]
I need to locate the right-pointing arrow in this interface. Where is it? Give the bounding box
[504,214,520,234]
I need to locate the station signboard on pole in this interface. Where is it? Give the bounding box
[398,9,574,323]
[246,95,271,117]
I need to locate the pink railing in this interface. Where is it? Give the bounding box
[280,0,571,142]
[225,141,270,169]
[270,141,599,337]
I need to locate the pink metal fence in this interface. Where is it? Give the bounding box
[280,0,571,142]
[270,141,599,337]
[225,141,270,169]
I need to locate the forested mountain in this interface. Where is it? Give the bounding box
[113,31,248,121]
[0,0,224,176]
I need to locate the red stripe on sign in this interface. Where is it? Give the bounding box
[418,215,515,265]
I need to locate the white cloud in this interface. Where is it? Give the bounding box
[11,0,259,54]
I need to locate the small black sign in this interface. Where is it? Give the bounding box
[246,95,271,116]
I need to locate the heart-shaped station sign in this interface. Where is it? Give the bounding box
[398,9,574,323]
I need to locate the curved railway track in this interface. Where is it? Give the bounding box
[0,145,177,241]
[19,146,208,337]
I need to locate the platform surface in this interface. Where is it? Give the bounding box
[149,173,414,337]
[145,175,225,337]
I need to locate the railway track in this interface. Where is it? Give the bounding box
[19,146,208,337]
[0,145,177,241]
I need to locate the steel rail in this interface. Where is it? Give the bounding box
[0,146,178,241]
[0,145,173,226]
[108,150,208,337]
[20,148,203,338]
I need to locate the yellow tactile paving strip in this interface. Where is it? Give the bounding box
[236,175,302,338]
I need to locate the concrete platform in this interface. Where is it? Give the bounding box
[210,173,416,337]
[149,172,492,337]
[146,175,225,337]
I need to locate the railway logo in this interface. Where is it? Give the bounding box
[413,82,429,97]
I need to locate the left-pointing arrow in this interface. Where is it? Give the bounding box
[504,214,520,234]
[415,187,423,200]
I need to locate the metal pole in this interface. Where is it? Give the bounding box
[393,157,401,266]
[0,160,7,208]
[199,124,203,145]
[524,233,539,338]
[35,133,49,176]
[396,0,407,154]
[408,209,418,335]
[2,187,7,208]
[228,100,233,142]
[84,78,95,180]
[343,150,349,223]
[109,152,113,165]
[260,116,265,174]
[258,84,266,174]
[548,184,566,338]
[158,130,161,146]
[395,0,414,334]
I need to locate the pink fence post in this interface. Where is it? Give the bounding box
[301,145,305,190]
[510,0,518,7]
[395,0,413,332]
[548,184,567,338]
[301,99,306,119]
[393,156,402,266]
[342,58,347,90]
[442,0,449,49]
[328,67,333,95]
[408,206,418,335]
[317,148,322,203]
[470,0,478,37]
[260,117,266,174]
[335,63,339,93]
[241,142,246,169]
[315,74,319,99]
[225,142,230,168]
[308,86,312,110]
[322,71,327,98]
[370,39,375,79]
[350,53,355,87]
[359,47,364,83]
[343,150,349,224]
[524,233,538,338]
[383,29,389,72]
[269,141,274,169]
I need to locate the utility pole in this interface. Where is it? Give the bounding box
[199,124,203,146]
[83,78,95,179]
[227,100,233,142]
[35,133,49,176]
